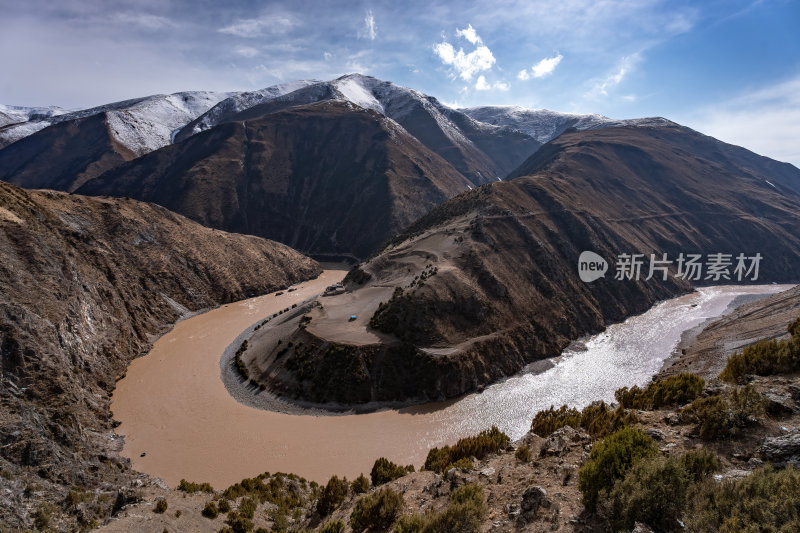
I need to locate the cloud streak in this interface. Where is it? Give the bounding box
[359,10,377,40]
[685,76,800,168]
[218,14,296,38]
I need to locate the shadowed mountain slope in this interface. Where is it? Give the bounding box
[78,100,474,260]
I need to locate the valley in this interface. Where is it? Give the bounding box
[1,70,799,532]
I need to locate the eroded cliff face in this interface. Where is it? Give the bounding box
[245,125,800,407]
[0,182,320,528]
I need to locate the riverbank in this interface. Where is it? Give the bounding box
[659,284,799,380]
[111,284,790,489]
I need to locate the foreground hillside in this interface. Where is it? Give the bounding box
[99,311,800,532]
[0,181,320,529]
[243,123,800,407]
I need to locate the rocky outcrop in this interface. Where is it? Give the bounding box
[759,429,800,463]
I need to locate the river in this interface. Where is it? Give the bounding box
[111,272,790,488]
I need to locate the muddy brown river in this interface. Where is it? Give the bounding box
[111,272,791,488]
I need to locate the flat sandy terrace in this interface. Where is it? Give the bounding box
[112,276,792,489]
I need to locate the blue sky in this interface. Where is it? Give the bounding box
[1,0,798,165]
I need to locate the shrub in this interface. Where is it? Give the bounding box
[394,483,486,533]
[226,512,254,533]
[178,479,214,493]
[234,340,250,380]
[351,473,370,494]
[686,466,800,532]
[580,402,638,439]
[321,519,345,533]
[601,455,690,531]
[681,385,765,440]
[153,499,168,513]
[317,475,349,516]
[615,373,705,409]
[515,444,532,463]
[578,427,658,512]
[530,405,580,437]
[350,487,404,533]
[202,501,219,518]
[530,402,636,439]
[679,449,720,482]
[218,498,231,513]
[423,426,510,473]
[238,497,257,519]
[371,457,414,486]
[720,317,800,382]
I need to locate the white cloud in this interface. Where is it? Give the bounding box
[235,46,259,58]
[433,25,496,81]
[684,77,800,167]
[218,14,295,38]
[587,53,640,98]
[455,24,481,45]
[323,51,333,61]
[531,54,563,78]
[359,10,377,40]
[109,13,176,30]
[517,69,530,80]
[475,75,509,91]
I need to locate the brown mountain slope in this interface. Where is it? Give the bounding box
[175,74,541,185]
[0,112,138,192]
[0,181,320,528]
[77,100,474,260]
[242,124,800,406]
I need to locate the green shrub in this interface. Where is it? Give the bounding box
[218,498,231,513]
[178,479,214,493]
[686,466,800,532]
[153,499,168,513]
[371,457,414,486]
[530,405,580,437]
[350,487,404,533]
[615,373,705,409]
[580,402,638,439]
[320,519,345,533]
[317,475,349,516]
[423,426,510,473]
[601,455,690,532]
[515,444,532,463]
[226,512,254,533]
[222,472,305,511]
[202,501,219,518]
[393,483,486,533]
[238,497,256,519]
[578,427,658,512]
[720,318,800,382]
[679,449,720,482]
[681,385,766,440]
[351,473,370,494]
[530,402,636,439]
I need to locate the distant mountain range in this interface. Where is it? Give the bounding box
[0,74,694,259]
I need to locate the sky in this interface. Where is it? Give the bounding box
[1,0,799,166]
